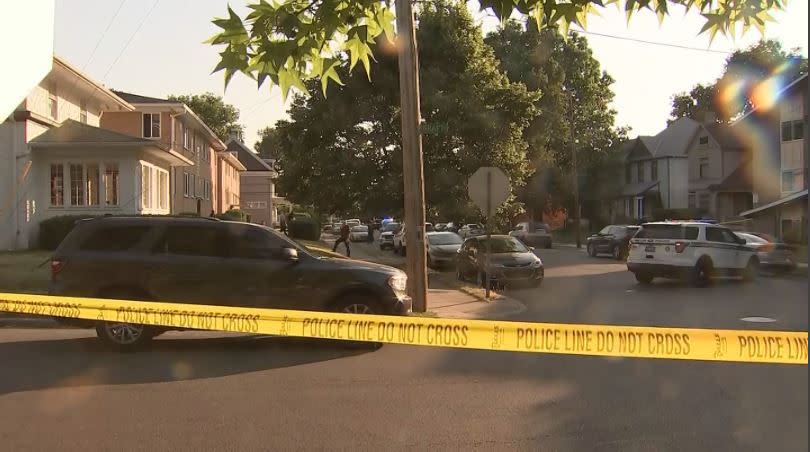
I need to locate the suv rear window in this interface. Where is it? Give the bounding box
[80,226,151,252]
[636,225,699,240]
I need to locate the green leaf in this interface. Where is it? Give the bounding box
[278,67,306,101]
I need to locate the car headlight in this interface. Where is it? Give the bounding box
[531,259,543,268]
[388,274,408,293]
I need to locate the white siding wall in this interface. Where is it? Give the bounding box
[27,83,102,126]
[668,158,689,209]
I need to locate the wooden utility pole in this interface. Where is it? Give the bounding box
[395,0,428,312]
[569,90,581,249]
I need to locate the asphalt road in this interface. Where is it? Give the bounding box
[0,247,806,451]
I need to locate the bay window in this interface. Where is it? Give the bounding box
[104,163,119,206]
[86,164,100,206]
[140,163,169,211]
[70,164,84,206]
[50,164,64,206]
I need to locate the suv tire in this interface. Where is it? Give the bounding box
[612,245,622,260]
[690,258,713,287]
[634,272,653,284]
[587,243,597,257]
[96,322,152,351]
[331,293,383,315]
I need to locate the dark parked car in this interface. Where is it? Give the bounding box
[456,235,544,288]
[50,216,411,349]
[735,232,797,273]
[586,225,640,260]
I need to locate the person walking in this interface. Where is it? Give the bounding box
[333,222,351,257]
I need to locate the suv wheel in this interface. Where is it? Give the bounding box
[587,243,597,257]
[742,258,759,282]
[690,258,713,287]
[332,294,382,315]
[96,322,151,351]
[456,267,465,281]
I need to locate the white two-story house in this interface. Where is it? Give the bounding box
[0,56,192,250]
[610,117,696,221]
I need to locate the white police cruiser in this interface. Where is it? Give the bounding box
[627,221,758,286]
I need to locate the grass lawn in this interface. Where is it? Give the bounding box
[0,250,52,294]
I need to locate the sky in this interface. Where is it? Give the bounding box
[52,0,808,149]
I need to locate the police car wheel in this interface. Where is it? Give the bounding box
[742,258,759,282]
[690,258,713,287]
[634,272,653,284]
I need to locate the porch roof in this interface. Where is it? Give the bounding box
[740,189,808,217]
[709,159,752,192]
[29,120,193,165]
[619,180,660,197]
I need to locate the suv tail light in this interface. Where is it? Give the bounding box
[50,258,65,276]
[674,242,688,253]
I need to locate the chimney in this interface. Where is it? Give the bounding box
[228,130,243,143]
[702,111,717,124]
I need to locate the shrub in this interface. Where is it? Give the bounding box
[288,217,321,240]
[215,209,249,222]
[39,215,98,250]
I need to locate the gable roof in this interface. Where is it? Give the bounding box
[649,117,701,157]
[30,119,160,145]
[111,90,179,105]
[227,139,274,171]
[704,122,745,150]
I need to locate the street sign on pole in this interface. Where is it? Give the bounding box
[468,167,510,299]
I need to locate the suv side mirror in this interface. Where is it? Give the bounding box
[282,247,299,261]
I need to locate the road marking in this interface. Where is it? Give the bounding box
[740,316,777,323]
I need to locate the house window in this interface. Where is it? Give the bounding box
[142,113,161,138]
[650,161,657,180]
[190,174,196,198]
[625,166,631,184]
[637,162,644,182]
[141,166,152,209]
[699,136,709,145]
[699,158,709,178]
[183,126,190,149]
[183,172,190,197]
[70,164,84,206]
[782,170,800,193]
[688,191,696,208]
[104,163,119,206]
[782,120,804,142]
[79,104,88,124]
[50,164,64,206]
[159,171,169,209]
[635,196,644,220]
[49,90,58,120]
[86,164,100,206]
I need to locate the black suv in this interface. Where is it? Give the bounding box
[586,225,640,260]
[50,216,411,348]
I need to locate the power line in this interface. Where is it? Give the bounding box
[102,0,161,81]
[83,0,128,69]
[572,28,733,54]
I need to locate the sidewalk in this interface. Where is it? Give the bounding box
[321,233,526,319]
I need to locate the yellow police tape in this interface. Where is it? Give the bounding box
[1,292,807,364]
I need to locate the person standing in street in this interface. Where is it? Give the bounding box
[333,221,351,257]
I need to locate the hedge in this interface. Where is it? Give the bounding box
[288,218,321,240]
[215,209,250,222]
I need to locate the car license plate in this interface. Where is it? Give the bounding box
[645,245,656,252]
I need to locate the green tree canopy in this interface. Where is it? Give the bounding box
[167,92,244,141]
[486,20,626,216]
[267,2,537,221]
[669,39,808,123]
[208,0,786,99]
